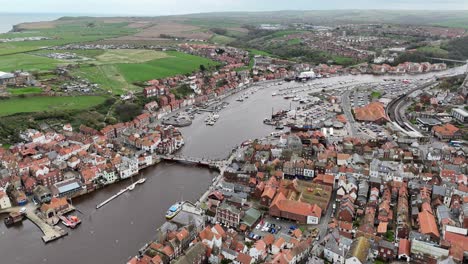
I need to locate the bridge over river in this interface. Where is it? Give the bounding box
[157,154,227,170]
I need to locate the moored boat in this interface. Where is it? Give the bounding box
[166,202,184,220]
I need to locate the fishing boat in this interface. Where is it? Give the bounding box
[166,201,184,220]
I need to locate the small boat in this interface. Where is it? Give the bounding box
[60,215,81,229]
[272,92,277,96]
[166,202,184,219]
[275,122,284,130]
[292,97,300,101]
[137,178,146,184]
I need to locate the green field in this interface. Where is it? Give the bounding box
[7,87,43,95]
[72,64,138,95]
[210,34,235,44]
[0,96,107,116]
[331,55,356,66]
[0,53,63,72]
[0,21,137,56]
[71,51,218,94]
[95,49,170,64]
[287,38,301,45]
[248,49,274,57]
[268,30,307,39]
[115,51,218,83]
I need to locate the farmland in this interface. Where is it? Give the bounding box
[0,96,107,117]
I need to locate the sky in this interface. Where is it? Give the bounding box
[0,0,467,15]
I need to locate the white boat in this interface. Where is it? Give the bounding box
[137,178,146,184]
[272,92,277,96]
[292,97,300,101]
[166,202,184,219]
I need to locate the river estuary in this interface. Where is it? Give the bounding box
[0,65,466,264]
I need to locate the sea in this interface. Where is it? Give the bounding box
[0,13,65,33]
[0,13,116,33]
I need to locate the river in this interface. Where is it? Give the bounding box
[0,65,466,264]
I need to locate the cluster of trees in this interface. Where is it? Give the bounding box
[442,36,468,60]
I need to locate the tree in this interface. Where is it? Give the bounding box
[199,64,206,72]
[115,103,141,122]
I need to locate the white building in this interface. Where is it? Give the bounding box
[117,156,139,179]
[0,190,12,209]
[452,108,468,123]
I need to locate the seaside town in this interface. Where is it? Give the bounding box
[0,36,467,263]
[123,67,468,263]
[0,8,468,264]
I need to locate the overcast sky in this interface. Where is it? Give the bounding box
[1,0,467,15]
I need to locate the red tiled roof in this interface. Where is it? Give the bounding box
[418,211,440,238]
[432,123,459,136]
[398,239,410,256]
[270,192,322,217]
[444,231,468,252]
[236,253,252,264]
[354,102,389,122]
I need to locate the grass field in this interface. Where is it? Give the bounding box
[268,30,307,39]
[331,55,355,66]
[248,49,274,57]
[72,64,139,95]
[115,51,218,83]
[210,34,235,44]
[7,87,43,95]
[0,96,107,116]
[71,51,217,94]
[0,53,63,72]
[95,49,170,64]
[287,38,301,45]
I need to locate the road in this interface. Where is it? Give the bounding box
[341,90,358,137]
[315,190,337,245]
